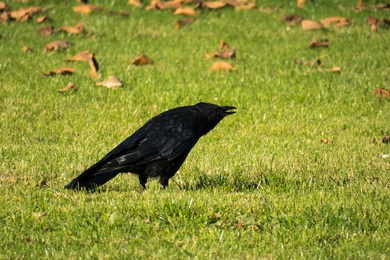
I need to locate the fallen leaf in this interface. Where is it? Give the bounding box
[0,2,6,11]
[43,68,75,76]
[174,7,196,16]
[301,19,323,30]
[297,0,306,8]
[36,16,47,23]
[320,17,349,28]
[367,17,382,32]
[145,0,159,10]
[356,1,365,11]
[157,0,183,10]
[318,67,341,73]
[9,6,52,21]
[281,14,304,26]
[73,4,104,14]
[89,58,99,78]
[43,40,73,53]
[321,137,334,144]
[59,23,85,34]
[219,40,229,51]
[131,54,154,65]
[58,82,77,93]
[22,46,33,53]
[202,1,227,9]
[210,61,236,71]
[67,50,99,78]
[373,88,390,98]
[67,50,94,62]
[32,212,47,219]
[309,39,330,48]
[206,48,236,59]
[128,0,143,7]
[372,3,390,10]
[96,76,123,89]
[39,25,54,35]
[1,11,10,22]
[235,3,256,10]
[176,18,195,29]
[382,136,390,144]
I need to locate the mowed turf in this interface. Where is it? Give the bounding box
[0,0,389,258]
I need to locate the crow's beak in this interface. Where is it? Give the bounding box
[222,106,237,116]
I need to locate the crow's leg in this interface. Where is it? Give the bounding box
[138,175,148,189]
[159,177,170,189]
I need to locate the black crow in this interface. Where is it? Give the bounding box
[65,102,236,191]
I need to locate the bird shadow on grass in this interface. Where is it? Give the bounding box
[173,171,271,192]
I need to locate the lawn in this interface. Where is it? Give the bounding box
[0,0,389,258]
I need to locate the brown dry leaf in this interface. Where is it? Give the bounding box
[281,14,304,26]
[43,40,72,53]
[203,1,227,9]
[73,4,104,14]
[219,40,229,50]
[367,17,383,32]
[210,61,236,71]
[318,67,341,73]
[59,23,85,34]
[89,58,99,78]
[356,1,365,11]
[22,46,33,53]
[32,212,47,219]
[382,136,390,144]
[67,50,99,78]
[128,0,143,7]
[173,7,196,16]
[372,3,390,10]
[320,17,349,28]
[131,54,154,65]
[67,50,93,62]
[0,2,6,11]
[235,3,256,10]
[321,137,334,144]
[96,76,123,89]
[9,6,52,21]
[157,0,183,10]
[39,25,54,36]
[1,11,10,22]
[36,16,47,23]
[373,88,390,98]
[301,19,323,30]
[206,48,236,59]
[297,0,306,8]
[309,39,330,48]
[176,18,195,29]
[58,82,77,93]
[43,68,75,76]
[145,0,159,10]
[222,0,240,7]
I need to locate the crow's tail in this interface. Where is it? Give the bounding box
[64,161,126,191]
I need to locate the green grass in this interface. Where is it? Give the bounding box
[1,0,389,258]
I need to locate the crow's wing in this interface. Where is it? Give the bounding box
[115,114,199,166]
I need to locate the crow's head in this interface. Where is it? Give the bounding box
[195,102,236,136]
